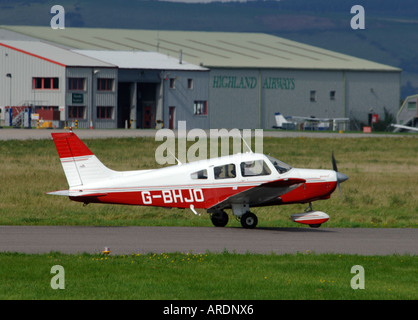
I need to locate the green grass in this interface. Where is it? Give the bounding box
[0,251,416,300]
[1,135,417,301]
[0,135,417,228]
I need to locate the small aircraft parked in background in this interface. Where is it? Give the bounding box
[273,112,350,131]
[48,131,348,229]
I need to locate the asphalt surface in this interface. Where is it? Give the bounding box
[0,128,412,140]
[1,129,415,256]
[0,226,416,256]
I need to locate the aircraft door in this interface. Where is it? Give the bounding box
[213,163,238,202]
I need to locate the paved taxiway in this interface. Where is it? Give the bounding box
[1,129,415,256]
[0,226,416,255]
[0,128,410,140]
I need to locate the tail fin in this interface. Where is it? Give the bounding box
[51,132,115,188]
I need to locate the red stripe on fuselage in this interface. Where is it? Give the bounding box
[69,181,338,209]
[70,185,255,209]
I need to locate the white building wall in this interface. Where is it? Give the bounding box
[345,71,401,124]
[209,67,401,129]
[261,69,345,129]
[93,68,118,129]
[209,69,260,129]
[164,70,210,129]
[66,67,92,127]
[0,44,65,109]
[66,67,118,129]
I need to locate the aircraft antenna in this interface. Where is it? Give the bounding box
[241,134,253,153]
[168,150,182,165]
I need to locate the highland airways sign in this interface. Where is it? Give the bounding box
[212,75,295,90]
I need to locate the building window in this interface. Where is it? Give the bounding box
[407,101,417,110]
[33,78,43,89]
[194,101,207,116]
[97,78,114,91]
[310,90,317,102]
[330,91,336,100]
[97,106,113,119]
[188,78,193,89]
[69,78,85,91]
[34,106,59,112]
[169,78,176,89]
[33,77,59,90]
[68,106,85,119]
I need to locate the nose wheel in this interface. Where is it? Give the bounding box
[240,212,258,229]
[306,202,321,228]
[291,202,329,228]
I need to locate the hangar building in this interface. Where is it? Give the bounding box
[0,26,402,130]
[0,40,208,129]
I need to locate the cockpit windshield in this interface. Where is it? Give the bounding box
[266,155,292,174]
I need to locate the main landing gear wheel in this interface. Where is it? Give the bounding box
[240,212,258,229]
[211,210,229,227]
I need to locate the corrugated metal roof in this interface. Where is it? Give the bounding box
[1,26,401,72]
[0,40,115,67]
[73,50,208,71]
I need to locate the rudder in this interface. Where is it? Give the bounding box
[51,132,115,188]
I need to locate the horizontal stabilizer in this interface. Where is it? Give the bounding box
[46,190,70,196]
[47,190,108,198]
[73,193,108,198]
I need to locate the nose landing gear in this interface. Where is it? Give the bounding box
[291,202,330,228]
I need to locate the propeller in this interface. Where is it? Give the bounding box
[332,152,348,198]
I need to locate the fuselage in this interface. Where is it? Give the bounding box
[50,131,347,229]
[69,153,338,209]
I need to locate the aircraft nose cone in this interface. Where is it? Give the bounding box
[337,172,349,183]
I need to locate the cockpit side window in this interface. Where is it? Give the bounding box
[191,169,208,180]
[214,163,236,179]
[240,160,271,177]
[266,155,292,174]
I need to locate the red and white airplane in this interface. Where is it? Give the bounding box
[48,131,348,229]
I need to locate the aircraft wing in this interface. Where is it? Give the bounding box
[291,116,349,122]
[209,178,305,210]
[291,116,326,122]
[391,124,418,132]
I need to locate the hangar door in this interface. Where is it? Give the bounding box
[117,82,158,128]
[138,83,157,129]
[117,82,131,128]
